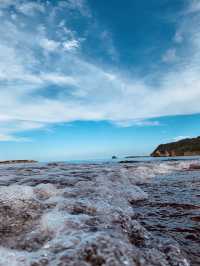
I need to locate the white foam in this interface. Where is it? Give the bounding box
[0,185,35,206]
[41,211,68,234]
[120,160,200,184]
[0,248,29,266]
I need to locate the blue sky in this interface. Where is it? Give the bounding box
[0,0,200,160]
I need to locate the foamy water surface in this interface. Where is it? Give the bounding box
[0,158,199,265]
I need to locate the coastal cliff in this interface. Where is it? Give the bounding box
[151,136,200,157]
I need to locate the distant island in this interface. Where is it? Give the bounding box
[151,136,200,157]
[0,160,38,165]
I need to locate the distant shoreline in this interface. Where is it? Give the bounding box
[0,160,38,165]
[125,155,150,158]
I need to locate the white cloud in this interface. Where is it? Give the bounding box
[17,2,45,16]
[39,38,60,52]
[0,0,200,141]
[40,73,77,86]
[0,0,45,16]
[113,120,160,128]
[39,38,80,53]
[58,0,91,17]
[63,39,80,51]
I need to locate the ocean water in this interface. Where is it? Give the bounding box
[0,157,199,265]
[132,168,200,265]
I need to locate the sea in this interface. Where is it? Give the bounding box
[0,156,199,265]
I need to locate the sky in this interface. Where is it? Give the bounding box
[0,0,200,161]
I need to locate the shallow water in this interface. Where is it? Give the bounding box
[0,159,199,265]
[132,169,200,266]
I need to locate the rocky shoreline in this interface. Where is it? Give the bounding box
[151,136,200,157]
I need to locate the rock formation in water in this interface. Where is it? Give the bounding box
[151,136,200,157]
[0,160,37,164]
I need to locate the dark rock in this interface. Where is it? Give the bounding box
[0,160,38,164]
[119,160,138,164]
[188,163,200,170]
[151,136,200,157]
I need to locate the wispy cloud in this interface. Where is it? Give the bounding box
[0,134,30,142]
[63,39,80,51]
[113,120,160,128]
[58,0,92,17]
[0,0,200,141]
[0,120,44,142]
[172,135,191,142]
[17,2,45,16]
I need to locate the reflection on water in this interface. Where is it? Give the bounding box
[132,170,200,266]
